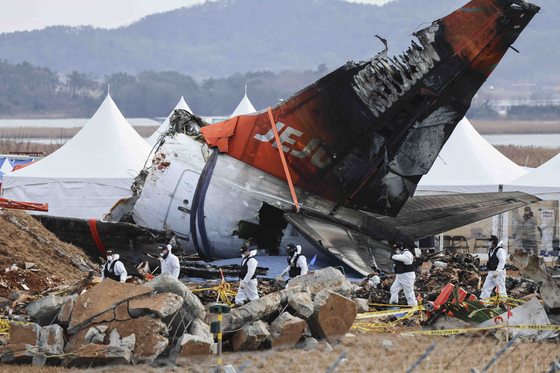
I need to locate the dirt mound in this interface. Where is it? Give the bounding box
[0,208,97,297]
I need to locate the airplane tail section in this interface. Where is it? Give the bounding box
[201,0,539,217]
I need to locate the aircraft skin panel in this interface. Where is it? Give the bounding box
[201,0,539,217]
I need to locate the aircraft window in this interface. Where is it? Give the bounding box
[183,199,189,205]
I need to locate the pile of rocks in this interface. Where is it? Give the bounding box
[1,267,369,368]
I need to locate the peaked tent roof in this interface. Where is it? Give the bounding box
[230,87,256,118]
[0,157,14,176]
[504,153,560,200]
[415,117,528,195]
[147,97,192,146]
[3,94,151,182]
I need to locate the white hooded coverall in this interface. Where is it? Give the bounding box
[480,242,507,299]
[390,249,418,306]
[100,254,127,283]
[235,250,259,305]
[160,246,181,279]
[281,245,308,278]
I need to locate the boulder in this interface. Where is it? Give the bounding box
[309,289,357,344]
[288,292,313,318]
[266,312,307,349]
[222,293,282,332]
[171,333,213,366]
[58,294,78,324]
[105,316,169,364]
[297,337,318,350]
[65,345,132,367]
[145,274,205,321]
[1,345,36,364]
[9,322,40,345]
[32,351,47,366]
[128,293,183,318]
[37,324,64,355]
[278,284,305,304]
[189,319,213,342]
[115,302,131,321]
[84,326,106,345]
[8,290,27,301]
[27,295,70,326]
[68,279,153,334]
[287,267,352,299]
[354,298,369,313]
[232,320,270,351]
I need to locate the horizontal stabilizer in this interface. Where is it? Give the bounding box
[285,213,393,276]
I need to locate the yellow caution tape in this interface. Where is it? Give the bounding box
[356,306,420,319]
[355,309,419,328]
[353,324,560,335]
[191,280,237,307]
[368,303,416,307]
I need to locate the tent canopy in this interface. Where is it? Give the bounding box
[230,86,256,118]
[415,118,528,195]
[504,152,560,200]
[147,97,192,146]
[0,157,14,177]
[1,94,152,218]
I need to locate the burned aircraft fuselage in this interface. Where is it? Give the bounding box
[129,0,539,271]
[201,0,538,216]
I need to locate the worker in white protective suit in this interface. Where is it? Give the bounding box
[389,242,418,306]
[101,249,127,283]
[235,246,259,306]
[280,243,308,280]
[158,244,181,279]
[540,209,554,254]
[480,235,507,300]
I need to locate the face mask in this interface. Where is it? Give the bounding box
[487,242,492,248]
[107,255,113,261]
[395,249,401,254]
[159,252,164,257]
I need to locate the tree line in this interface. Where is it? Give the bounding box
[0,59,329,118]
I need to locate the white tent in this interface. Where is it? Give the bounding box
[1,94,152,219]
[147,97,192,146]
[0,157,14,178]
[415,118,528,196]
[504,153,560,200]
[230,86,256,118]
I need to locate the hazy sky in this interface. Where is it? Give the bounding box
[0,0,394,34]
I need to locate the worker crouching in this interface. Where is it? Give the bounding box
[101,249,127,283]
[390,242,417,306]
[235,246,259,306]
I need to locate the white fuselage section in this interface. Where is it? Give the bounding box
[132,134,334,259]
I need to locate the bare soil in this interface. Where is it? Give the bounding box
[0,208,97,297]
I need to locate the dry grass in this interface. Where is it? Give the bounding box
[3,333,558,372]
[471,119,560,134]
[494,145,560,168]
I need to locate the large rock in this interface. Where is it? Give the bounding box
[222,293,282,332]
[354,298,369,313]
[145,274,205,321]
[0,297,11,310]
[287,267,352,299]
[309,289,357,344]
[171,333,213,366]
[27,295,71,326]
[58,294,78,324]
[1,344,36,364]
[37,324,64,355]
[266,312,307,349]
[65,345,132,367]
[288,292,313,319]
[9,322,40,345]
[232,320,270,351]
[105,316,168,364]
[128,293,183,318]
[68,279,153,334]
[278,284,305,304]
[189,319,213,342]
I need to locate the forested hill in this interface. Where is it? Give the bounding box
[0,0,555,83]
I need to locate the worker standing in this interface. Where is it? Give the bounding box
[158,244,180,279]
[235,246,259,306]
[280,243,308,280]
[480,235,507,300]
[101,249,127,283]
[389,242,418,306]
